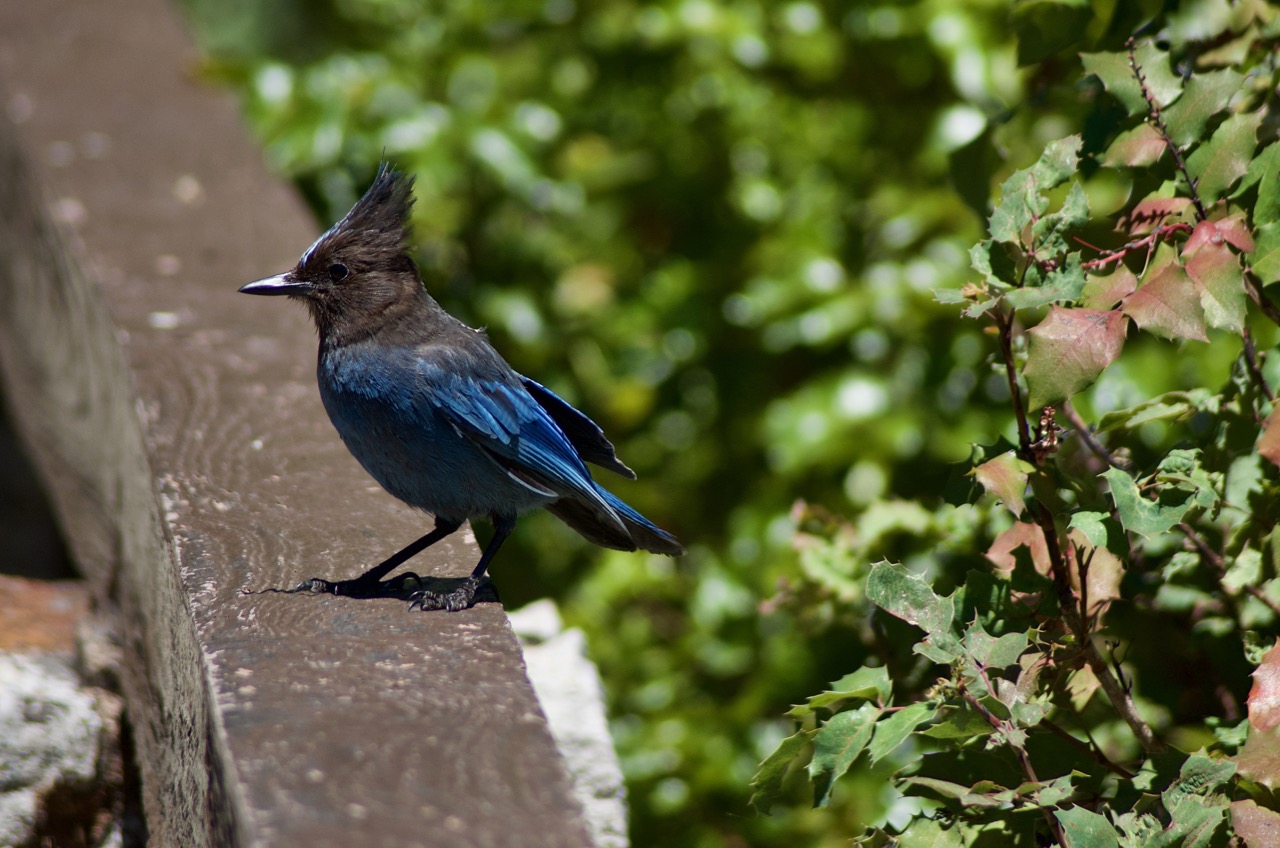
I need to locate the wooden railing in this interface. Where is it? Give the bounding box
[0,2,595,845]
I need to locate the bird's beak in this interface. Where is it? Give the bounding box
[238,272,313,297]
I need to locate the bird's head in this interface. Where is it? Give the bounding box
[239,163,421,337]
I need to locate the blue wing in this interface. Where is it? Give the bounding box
[417,356,626,530]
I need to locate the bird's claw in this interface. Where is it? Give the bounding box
[407,576,480,612]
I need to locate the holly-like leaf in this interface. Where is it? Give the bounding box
[867,561,960,663]
[793,666,892,717]
[1184,217,1254,255]
[1248,638,1280,732]
[971,450,1031,517]
[1069,511,1109,548]
[1118,196,1191,235]
[1120,261,1208,341]
[1023,307,1129,409]
[750,729,812,814]
[867,701,935,764]
[1231,800,1280,847]
[963,620,1029,670]
[1102,123,1166,168]
[809,702,880,806]
[1161,68,1244,147]
[989,137,1083,245]
[1186,241,1246,332]
[1251,222,1280,285]
[1055,805,1120,848]
[1238,142,1280,227]
[1185,108,1264,204]
[1082,42,1181,116]
[985,521,1050,575]
[1011,0,1092,66]
[1081,267,1138,310]
[1101,466,1193,540]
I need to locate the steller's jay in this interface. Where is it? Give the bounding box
[240,164,684,611]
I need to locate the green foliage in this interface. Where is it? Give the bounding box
[753,4,1280,845]
[179,0,1280,844]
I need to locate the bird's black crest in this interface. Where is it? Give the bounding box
[301,162,416,271]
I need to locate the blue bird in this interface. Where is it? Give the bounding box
[240,164,684,611]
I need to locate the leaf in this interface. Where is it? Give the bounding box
[750,729,811,814]
[1081,267,1138,310]
[1069,511,1109,548]
[1101,466,1193,540]
[1161,68,1244,147]
[1068,528,1123,621]
[1261,410,1280,470]
[989,136,1083,245]
[1118,196,1191,236]
[1231,800,1280,847]
[1011,0,1092,66]
[1186,241,1246,332]
[1185,108,1263,204]
[890,817,964,848]
[1023,307,1129,408]
[867,561,961,663]
[1233,726,1280,789]
[899,776,1006,808]
[1251,221,1280,285]
[1082,42,1181,116]
[1238,142,1280,227]
[963,620,1029,669]
[1007,252,1087,310]
[919,707,996,741]
[1102,123,1166,168]
[868,702,935,764]
[971,450,1031,517]
[1055,805,1120,848]
[1120,261,1208,342]
[986,521,1050,575]
[1248,638,1280,732]
[809,702,879,806]
[1184,217,1253,254]
[795,666,892,716]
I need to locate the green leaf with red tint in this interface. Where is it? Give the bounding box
[1186,241,1246,332]
[1102,123,1166,168]
[1120,261,1208,341]
[1023,307,1128,409]
[971,450,1031,517]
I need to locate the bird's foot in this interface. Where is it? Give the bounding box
[290,571,423,599]
[407,576,498,612]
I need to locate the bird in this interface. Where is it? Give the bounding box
[239,163,684,611]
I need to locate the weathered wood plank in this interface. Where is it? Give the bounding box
[0,2,593,846]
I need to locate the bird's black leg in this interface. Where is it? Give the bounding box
[293,518,462,597]
[408,514,515,612]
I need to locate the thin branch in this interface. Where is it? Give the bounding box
[1242,327,1277,404]
[1061,400,1130,471]
[1128,38,1208,221]
[1182,521,1280,619]
[1077,223,1194,273]
[996,306,1034,451]
[1041,718,1136,779]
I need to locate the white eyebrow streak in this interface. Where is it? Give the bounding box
[299,220,339,266]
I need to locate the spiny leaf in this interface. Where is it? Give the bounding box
[1161,68,1244,147]
[1120,261,1208,342]
[866,561,953,636]
[1118,196,1191,235]
[868,702,935,764]
[1251,222,1280,285]
[750,729,812,814]
[1186,108,1264,204]
[1186,241,1246,332]
[1081,42,1181,116]
[1230,800,1280,847]
[809,702,880,807]
[1055,806,1120,848]
[1023,307,1128,409]
[1102,123,1166,168]
[1248,638,1280,732]
[1081,267,1138,310]
[1101,466,1193,540]
[1237,141,1280,226]
[970,450,1031,517]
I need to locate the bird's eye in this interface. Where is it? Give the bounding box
[328,263,349,282]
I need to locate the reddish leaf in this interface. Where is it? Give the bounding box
[1261,410,1280,470]
[1119,196,1191,236]
[1231,800,1280,847]
[1187,241,1246,332]
[1067,529,1122,621]
[986,521,1049,575]
[1234,727,1280,789]
[1249,639,1280,732]
[1023,308,1129,409]
[1081,267,1138,310]
[971,451,1030,517]
[1102,123,1167,168]
[1120,262,1208,342]
[1207,213,1255,253]
[1184,220,1225,255]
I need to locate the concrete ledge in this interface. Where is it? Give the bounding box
[0,2,592,846]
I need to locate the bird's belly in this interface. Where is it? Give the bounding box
[319,384,552,522]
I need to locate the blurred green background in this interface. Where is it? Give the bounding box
[175,1,1208,843]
